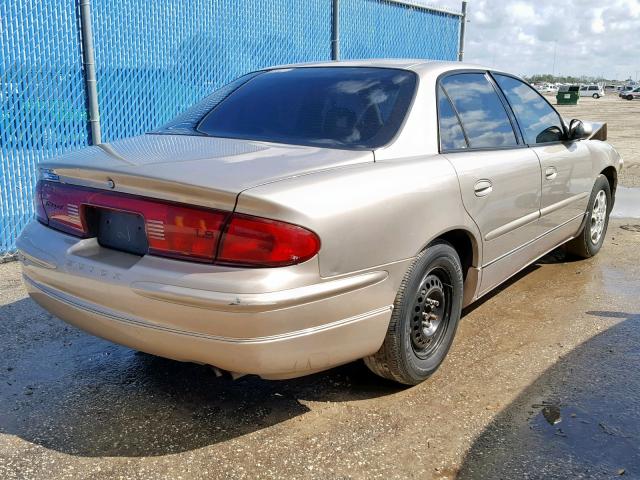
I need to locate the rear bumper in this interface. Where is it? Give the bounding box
[18,221,398,379]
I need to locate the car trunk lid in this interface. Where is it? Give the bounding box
[42,134,374,210]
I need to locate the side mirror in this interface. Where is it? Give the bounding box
[569,119,592,140]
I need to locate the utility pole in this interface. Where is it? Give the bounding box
[78,0,101,145]
[331,0,339,61]
[458,1,467,61]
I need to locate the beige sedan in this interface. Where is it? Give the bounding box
[18,60,622,385]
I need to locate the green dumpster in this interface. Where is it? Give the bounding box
[556,85,580,105]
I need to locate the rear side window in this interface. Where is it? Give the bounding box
[494,74,565,144]
[437,86,467,151]
[195,67,417,150]
[440,73,518,149]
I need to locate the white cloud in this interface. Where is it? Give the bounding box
[591,11,606,34]
[510,2,537,22]
[433,0,640,79]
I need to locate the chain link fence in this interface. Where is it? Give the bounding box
[0,0,463,260]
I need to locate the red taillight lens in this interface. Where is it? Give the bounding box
[142,204,226,262]
[218,214,321,267]
[36,181,228,263]
[35,180,320,267]
[85,190,227,262]
[39,180,89,236]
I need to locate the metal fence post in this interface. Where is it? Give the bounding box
[331,0,340,60]
[78,0,102,144]
[458,1,467,61]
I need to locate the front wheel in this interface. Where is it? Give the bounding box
[592,93,600,99]
[364,241,463,385]
[565,174,611,258]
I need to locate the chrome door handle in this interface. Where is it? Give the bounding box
[545,167,558,180]
[474,179,493,197]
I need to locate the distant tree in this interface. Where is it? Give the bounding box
[524,74,620,84]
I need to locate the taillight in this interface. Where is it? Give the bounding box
[38,180,89,236]
[143,204,226,262]
[80,189,228,262]
[34,180,320,267]
[34,180,48,225]
[218,214,321,267]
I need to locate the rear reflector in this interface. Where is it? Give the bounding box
[35,180,320,266]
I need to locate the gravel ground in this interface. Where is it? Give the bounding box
[1,218,639,479]
[555,94,640,187]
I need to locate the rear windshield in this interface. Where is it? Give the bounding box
[157,67,417,150]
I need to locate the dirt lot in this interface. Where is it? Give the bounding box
[2,221,639,479]
[1,95,640,480]
[555,94,640,187]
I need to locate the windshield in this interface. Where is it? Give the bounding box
[157,67,417,150]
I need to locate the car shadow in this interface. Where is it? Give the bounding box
[456,311,640,479]
[0,297,403,458]
[462,246,584,317]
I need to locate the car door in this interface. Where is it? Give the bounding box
[437,72,545,294]
[493,74,592,236]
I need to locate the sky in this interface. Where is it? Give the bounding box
[434,0,640,80]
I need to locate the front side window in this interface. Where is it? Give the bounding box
[437,86,467,151]
[440,73,518,149]
[176,67,418,150]
[494,74,565,144]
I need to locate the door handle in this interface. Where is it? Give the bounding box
[545,167,558,180]
[474,179,493,197]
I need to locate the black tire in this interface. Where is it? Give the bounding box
[592,93,600,99]
[364,241,463,385]
[565,174,611,258]
[627,95,634,101]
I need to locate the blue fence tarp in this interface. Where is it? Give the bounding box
[0,0,461,256]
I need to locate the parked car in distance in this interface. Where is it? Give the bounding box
[536,83,558,94]
[622,86,640,100]
[579,84,605,98]
[618,85,636,97]
[17,60,622,385]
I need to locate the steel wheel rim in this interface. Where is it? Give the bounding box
[590,190,607,245]
[409,268,452,359]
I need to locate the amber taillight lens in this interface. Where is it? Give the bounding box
[35,180,320,266]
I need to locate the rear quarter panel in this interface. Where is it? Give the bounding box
[585,139,622,190]
[235,156,481,279]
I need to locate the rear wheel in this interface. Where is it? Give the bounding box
[364,241,463,385]
[592,93,600,99]
[627,95,634,101]
[565,174,611,258]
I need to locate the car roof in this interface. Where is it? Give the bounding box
[262,59,493,76]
